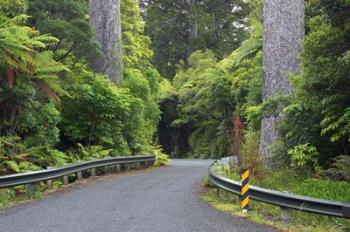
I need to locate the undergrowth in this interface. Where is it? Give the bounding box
[207,165,350,231]
[203,187,350,232]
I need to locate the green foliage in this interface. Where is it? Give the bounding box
[65,143,113,163]
[282,2,350,168]
[288,144,320,173]
[61,70,133,152]
[268,140,289,170]
[28,0,100,63]
[0,16,59,74]
[0,15,67,152]
[60,67,161,156]
[141,0,249,78]
[121,0,153,70]
[171,50,235,158]
[0,136,67,175]
[0,0,27,18]
[0,0,164,177]
[19,101,61,147]
[120,0,163,156]
[222,163,350,203]
[241,131,265,177]
[292,178,350,202]
[153,146,169,167]
[206,170,350,231]
[160,0,263,158]
[122,69,161,152]
[326,155,350,181]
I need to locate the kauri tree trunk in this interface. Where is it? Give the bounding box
[260,0,304,166]
[89,0,123,85]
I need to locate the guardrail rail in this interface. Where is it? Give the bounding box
[0,155,156,195]
[208,163,350,220]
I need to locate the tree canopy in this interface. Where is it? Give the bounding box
[0,0,349,185]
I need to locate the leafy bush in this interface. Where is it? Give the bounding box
[61,71,138,153]
[0,0,27,18]
[241,131,264,178]
[288,143,320,173]
[65,143,113,163]
[153,146,169,167]
[0,136,67,175]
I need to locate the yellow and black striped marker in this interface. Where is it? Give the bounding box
[240,168,250,212]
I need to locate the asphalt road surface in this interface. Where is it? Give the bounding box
[0,159,277,232]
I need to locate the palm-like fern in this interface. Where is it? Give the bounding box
[0,15,67,90]
[0,15,69,104]
[320,95,350,142]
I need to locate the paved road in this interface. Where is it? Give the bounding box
[0,160,276,232]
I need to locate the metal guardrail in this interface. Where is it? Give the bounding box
[0,155,156,189]
[208,163,350,219]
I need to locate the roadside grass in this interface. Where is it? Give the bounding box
[214,165,350,202]
[202,187,349,232]
[0,184,45,209]
[204,166,350,232]
[0,179,66,209]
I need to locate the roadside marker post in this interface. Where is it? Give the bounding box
[240,168,250,213]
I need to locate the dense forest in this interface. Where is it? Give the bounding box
[0,0,164,174]
[155,0,350,181]
[0,0,349,184]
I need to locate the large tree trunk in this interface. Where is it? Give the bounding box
[183,0,198,67]
[260,0,304,166]
[89,0,123,85]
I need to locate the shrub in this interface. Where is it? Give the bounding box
[241,131,264,179]
[61,71,142,153]
[288,143,320,174]
[153,146,169,166]
[0,136,67,175]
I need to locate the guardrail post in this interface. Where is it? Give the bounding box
[46,167,53,190]
[63,175,69,185]
[240,168,250,213]
[116,164,121,172]
[146,161,152,167]
[343,206,350,218]
[77,171,83,180]
[47,179,53,190]
[136,162,140,170]
[26,183,35,198]
[216,187,220,198]
[104,166,109,174]
[91,168,96,177]
[281,206,292,224]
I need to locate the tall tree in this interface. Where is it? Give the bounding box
[140,0,248,78]
[121,0,153,70]
[89,0,123,85]
[28,0,99,65]
[260,0,304,165]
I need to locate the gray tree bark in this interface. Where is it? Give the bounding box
[89,0,123,85]
[260,0,304,166]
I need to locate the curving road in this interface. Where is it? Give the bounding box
[0,160,276,232]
